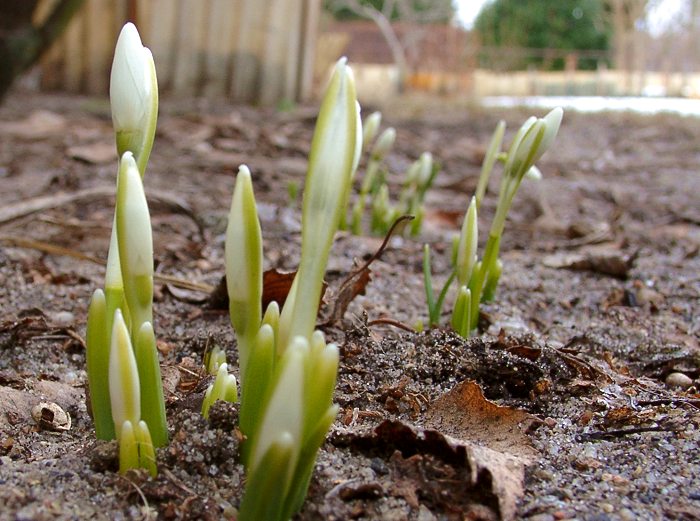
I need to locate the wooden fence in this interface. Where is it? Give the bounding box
[37,0,321,104]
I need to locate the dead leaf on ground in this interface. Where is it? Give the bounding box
[0,110,66,139]
[423,380,540,520]
[158,117,215,148]
[67,142,116,164]
[543,243,636,278]
[336,404,536,521]
[207,268,327,311]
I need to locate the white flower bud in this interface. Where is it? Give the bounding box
[362,111,382,151]
[110,23,158,169]
[371,127,396,160]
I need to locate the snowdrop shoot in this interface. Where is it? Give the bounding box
[110,22,158,175]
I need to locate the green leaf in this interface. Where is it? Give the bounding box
[134,321,168,447]
[238,433,295,521]
[86,289,115,440]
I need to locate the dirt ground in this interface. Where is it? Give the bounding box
[0,90,699,521]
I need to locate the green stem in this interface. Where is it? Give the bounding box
[422,245,436,323]
[469,233,501,330]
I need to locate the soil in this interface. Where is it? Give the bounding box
[0,91,699,521]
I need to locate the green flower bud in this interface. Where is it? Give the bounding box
[109,309,140,440]
[456,197,478,286]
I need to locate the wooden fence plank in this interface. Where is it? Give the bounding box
[299,0,321,101]
[63,3,86,92]
[85,0,118,94]
[172,0,208,95]
[146,0,179,90]
[203,0,241,97]
[37,0,321,103]
[283,0,303,101]
[231,0,270,102]
[36,0,65,91]
[260,0,290,105]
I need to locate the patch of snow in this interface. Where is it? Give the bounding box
[480,96,700,118]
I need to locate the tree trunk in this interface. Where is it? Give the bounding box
[0,0,85,103]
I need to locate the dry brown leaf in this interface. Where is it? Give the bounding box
[0,110,66,139]
[207,269,327,311]
[423,380,540,520]
[262,269,298,309]
[67,142,116,164]
[543,243,636,278]
[339,415,535,521]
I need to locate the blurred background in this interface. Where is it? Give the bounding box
[1,0,697,105]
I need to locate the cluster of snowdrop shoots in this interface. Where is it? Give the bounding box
[85,22,562,521]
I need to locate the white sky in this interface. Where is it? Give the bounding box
[454,0,488,28]
[454,0,685,33]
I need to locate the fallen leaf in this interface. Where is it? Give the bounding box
[207,269,327,312]
[67,142,116,164]
[423,380,540,520]
[336,414,534,521]
[0,110,66,139]
[543,244,636,278]
[262,269,299,309]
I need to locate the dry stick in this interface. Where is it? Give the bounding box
[367,317,415,332]
[0,235,213,294]
[576,425,675,442]
[319,215,414,327]
[0,186,204,236]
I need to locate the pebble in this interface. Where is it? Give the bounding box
[665,372,693,390]
[619,508,636,521]
[51,311,75,328]
[528,514,554,521]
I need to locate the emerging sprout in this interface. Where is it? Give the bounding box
[201,363,238,419]
[455,197,478,287]
[371,127,396,160]
[227,57,354,521]
[86,21,167,466]
[350,115,437,237]
[225,165,263,380]
[475,120,505,209]
[423,108,563,337]
[109,309,156,477]
[205,345,227,375]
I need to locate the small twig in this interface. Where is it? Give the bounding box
[367,317,416,333]
[319,215,413,327]
[344,215,414,283]
[117,474,151,514]
[0,235,104,264]
[1,235,213,293]
[576,425,674,442]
